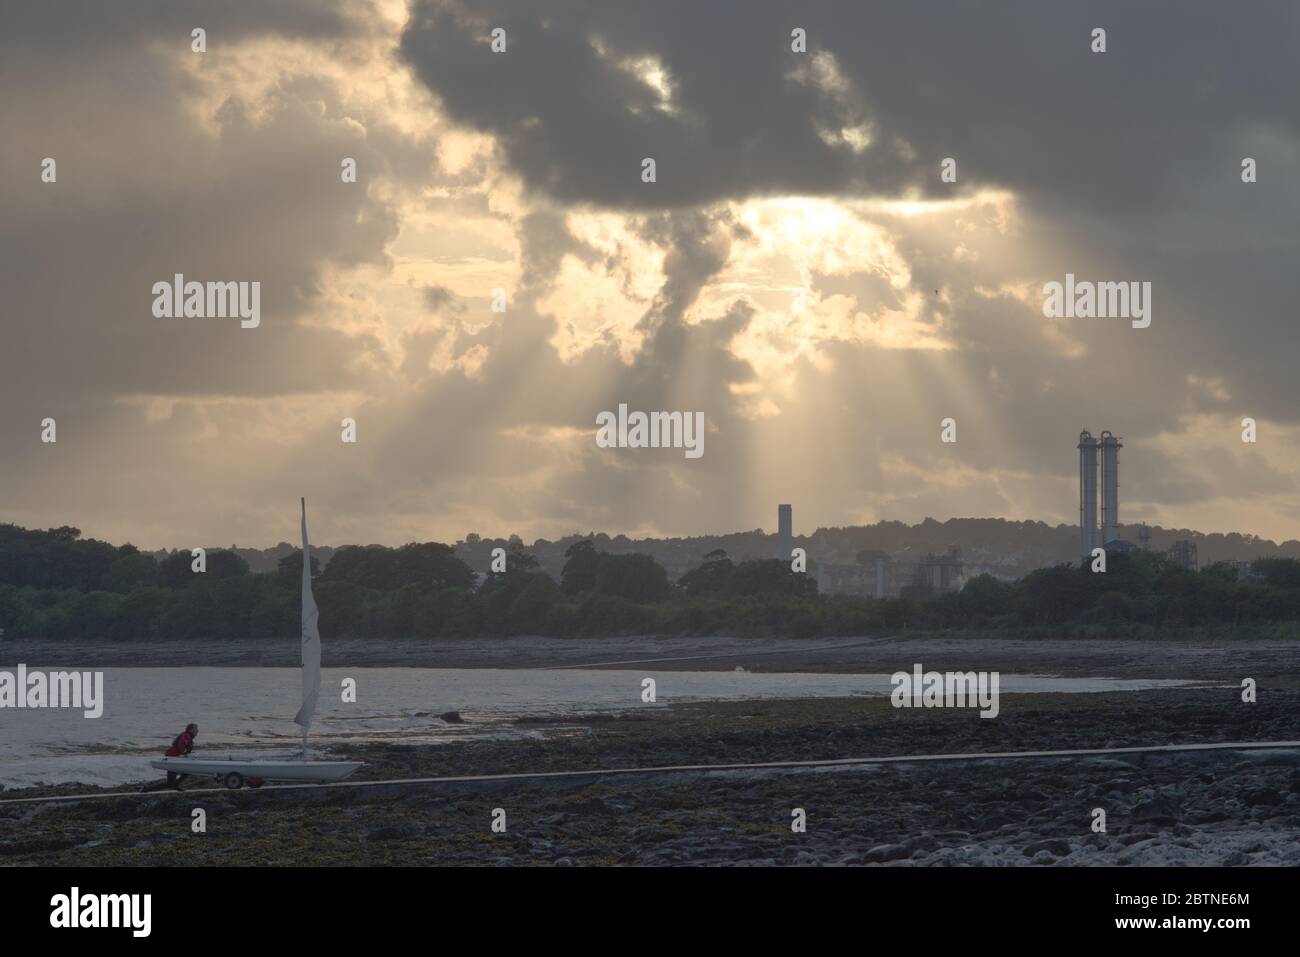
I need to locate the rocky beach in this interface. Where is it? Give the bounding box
[4,683,1299,866]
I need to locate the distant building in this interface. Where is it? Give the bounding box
[777,504,792,562]
[816,552,966,597]
[1167,539,1199,571]
[916,551,964,592]
[1221,559,1259,581]
[815,561,873,596]
[893,550,964,593]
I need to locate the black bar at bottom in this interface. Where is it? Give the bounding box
[2,866,1278,942]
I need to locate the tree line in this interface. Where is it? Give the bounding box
[1,523,1298,641]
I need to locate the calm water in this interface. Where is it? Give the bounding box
[0,667,1197,788]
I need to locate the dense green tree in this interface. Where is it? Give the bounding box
[114,586,170,640]
[323,543,474,591]
[507,573,564,633]
[0,524,118,590]
[577,593,650,636]
[594,552,671,603]
[158,551,199,589]
[208,577,260,639]
[561,539,600,595]
[1249,557,1300,589]
[206,550,251,580]
[101,546,159,593]
[315,580,371,638]
[677,549,734,596]
[159,587,217,639]
[320,545,395,590]
[393,542,475,589]
[957,574,1013,618]
[0,583,34,635]
[276,550,322,589]
[434,587,482,637]
[725,559,816,599]
[249,588,296,638]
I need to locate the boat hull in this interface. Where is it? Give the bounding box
[150,756,363,785]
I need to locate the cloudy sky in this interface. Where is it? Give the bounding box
[2,0,1298,549]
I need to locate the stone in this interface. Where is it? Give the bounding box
[863,843,910,863]
[1022,839,1071,858]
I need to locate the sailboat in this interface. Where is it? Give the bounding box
[150,499,364,790]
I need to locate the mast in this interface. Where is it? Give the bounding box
[294,497,322,758]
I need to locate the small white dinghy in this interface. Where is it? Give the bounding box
[149,499,363,790]
[149,756,362,790]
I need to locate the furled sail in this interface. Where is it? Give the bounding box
[293,498,321,738]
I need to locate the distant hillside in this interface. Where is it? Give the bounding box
[55,517,1300,584]
[445,518,1300,582]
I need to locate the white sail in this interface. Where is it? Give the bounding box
[146,497,365,789]
[292,497,321,739]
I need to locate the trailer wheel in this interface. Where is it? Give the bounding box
[223,772,245,790]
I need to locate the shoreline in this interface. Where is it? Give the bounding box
[3,633,1297,680]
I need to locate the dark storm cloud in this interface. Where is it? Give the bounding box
[398,0,920,209]
[400,1,1300,214]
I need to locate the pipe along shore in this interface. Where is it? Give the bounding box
[4,739,1298,807]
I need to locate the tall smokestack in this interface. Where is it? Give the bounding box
[1100,431,1122,546]
[777,504,792,562]
[1078,431,1099,562]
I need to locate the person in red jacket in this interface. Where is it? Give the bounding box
[143,723,198,791]
[165,723,198,759]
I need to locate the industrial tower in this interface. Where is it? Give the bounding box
[1078,431,1099,561]
[1078,429,1123,562]
[1099,431,1122,546]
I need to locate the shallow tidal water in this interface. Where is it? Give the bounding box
[0,666,1198,789]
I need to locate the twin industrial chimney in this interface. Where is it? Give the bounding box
[1078,430,1122,561]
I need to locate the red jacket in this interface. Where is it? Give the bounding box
[165,731,194,757]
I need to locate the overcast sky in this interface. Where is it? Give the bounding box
[2,0,1298,549]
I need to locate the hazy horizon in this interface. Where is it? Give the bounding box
[9,512,1296,558]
